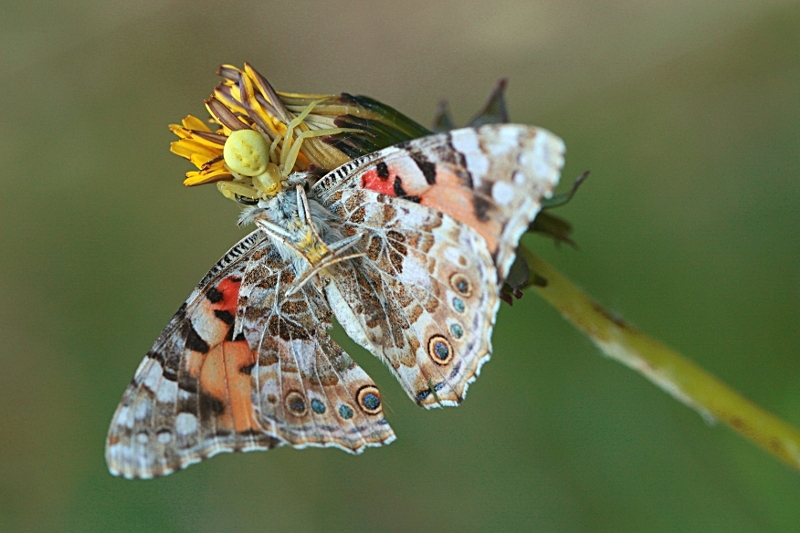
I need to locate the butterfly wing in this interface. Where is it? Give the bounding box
[313,124,565,281]
[313,124,564,407]
[235,244,395,452]
[106,231,395,479]
[321,188,499,407]
[106,232,279,478]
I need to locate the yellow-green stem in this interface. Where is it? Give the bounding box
[522,248,800,472]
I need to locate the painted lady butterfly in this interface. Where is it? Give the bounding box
[106,121,565,478]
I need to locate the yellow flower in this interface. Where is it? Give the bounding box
[170,64,353,203]
[170,63,431,204]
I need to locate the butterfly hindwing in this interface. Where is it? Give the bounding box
[235,244,395,451]
[322,188,499,407]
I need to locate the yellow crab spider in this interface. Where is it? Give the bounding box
[223,129,270,176]
[223,129,283,197]
[221,100,360,201]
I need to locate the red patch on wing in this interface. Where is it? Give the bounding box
[360,168,396,196]
[213,276,242,315]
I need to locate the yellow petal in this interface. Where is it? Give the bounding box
[183,131,226,150]
[170,140,220,165]
[169,124,191,139]
[182,115,211,132]
[184,167,232,186]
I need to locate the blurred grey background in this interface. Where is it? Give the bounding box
[1,1,799,531]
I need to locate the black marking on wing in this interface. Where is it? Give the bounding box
[177,373,198,397]
[199,391,225,420]
[184,324,210,354]
[214,309,235,326]
[393,176,421,203]
[409,149,437,184]
[444,134,474,188]
[473,195,492,222]
[147,350,178,382]
[376,161,390,179]
[206,287,223,303]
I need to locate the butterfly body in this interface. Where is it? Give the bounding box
[106,124,565,478]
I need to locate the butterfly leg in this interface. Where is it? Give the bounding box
[254,218,312,259]
[285,185,366,296]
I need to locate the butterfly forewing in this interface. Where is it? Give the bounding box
[106,232,281,479]
[314,124,565,281]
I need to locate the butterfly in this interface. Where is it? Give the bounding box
[105,123,565,478]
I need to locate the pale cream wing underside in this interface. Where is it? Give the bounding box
[322,188,499,408]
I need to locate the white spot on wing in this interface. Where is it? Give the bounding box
[175,412,198,435]
[141,361,162,390]
[156,379,178,403]
[117,406,132,428]
[499,125,521,144]
[488,125,519,157]
[134,399,151,420]
[523,131,565,184]
[451,129,489,186]
[492,181,515,206]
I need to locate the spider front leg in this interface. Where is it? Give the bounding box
[280,126,360,177]
[276,99,360,177]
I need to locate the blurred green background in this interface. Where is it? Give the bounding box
[2,1,799,531]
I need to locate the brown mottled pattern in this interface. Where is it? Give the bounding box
[236,244,394,451]
[322,188,499,407]
[314,124,564,283]
[106,230,395,479]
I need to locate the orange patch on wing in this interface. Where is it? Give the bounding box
[186,350,206,378]
[418,169,500,255]
[361,161,501,254]
[198,340,259,432]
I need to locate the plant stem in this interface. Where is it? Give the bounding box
[521,247,800,472]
